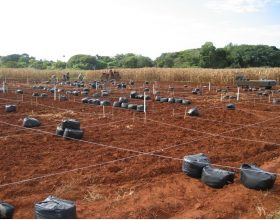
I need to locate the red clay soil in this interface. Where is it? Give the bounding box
[1,80,280,218]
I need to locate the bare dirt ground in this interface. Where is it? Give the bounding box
[1,80,280,218]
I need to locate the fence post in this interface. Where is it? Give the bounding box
[2,81,5,94]
[144,91,147,123]
[237,87,240,101]
[54,85,57,101]
[184,107,188,119]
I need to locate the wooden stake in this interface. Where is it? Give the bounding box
[133,112,135,123]
[36,97,38,106]
[2,81,5,94]
[54,85,57,101]
[237,87,240,101]
[103,105,105,118]
[184,107,188,119]
[21,94,24,102]
[144,91,147,124]
[144,91,146,113]
[269,95,271,103]
[144,111,147,124]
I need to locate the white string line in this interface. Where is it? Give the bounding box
[141,112,280,154]
[36,97,152,115]
[5,85,155,98]
[0,97,31,104]
[148,108,280,138]
[146,117,280,147]
[238,108,278,120]
[0,106,249,156]
[0,90,254,131]
[0,154,142,188]
[2,90,280,145]
[173,111,252,126]
[193,101,280,115]
[42,97,221,117]
[0,108,268,155]
[0,120,182,161]
[1,84,278,111]
[191,103,280,117]
[1,110,280,188]
[0,119,135,158]
[172,104,279,124]
[155,97,280,117]
[1,93,278,136]
[174,112,280,131]
[4,83,280,99]
[1,95,277,134]
[239,98,280,108]
[2,100,134,128]
[1,93,170,116]
[37,101,146,117]
[239,107,280,115]
[3,89,279,117]
[4,85,243,103]
[0,132,41,140]
[0,95,137,116]
[0,118,132,139]
[3,93,279,151]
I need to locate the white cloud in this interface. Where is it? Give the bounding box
[206,0,273,13]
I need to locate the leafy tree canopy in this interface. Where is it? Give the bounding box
[1,43,280,69]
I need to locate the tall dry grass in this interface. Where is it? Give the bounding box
[1,67,280,85]
[0,68,84,81]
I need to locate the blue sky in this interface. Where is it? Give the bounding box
[0,0,279,61]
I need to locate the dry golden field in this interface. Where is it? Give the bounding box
[1,67,280,84]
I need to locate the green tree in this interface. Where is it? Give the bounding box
[199,42,216,68]
[122,56,138,68]
[155,53,175,67]
[67,54,98,70]
[52,60,66,69]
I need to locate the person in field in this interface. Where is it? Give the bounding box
[78,73,84,81]
[66,72,70,81]
[62,73,67,82]
[50,75,57,84]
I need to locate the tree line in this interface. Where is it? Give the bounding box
[1,42,280,70]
